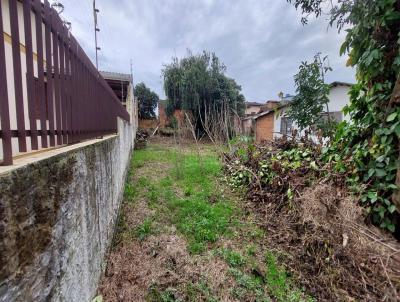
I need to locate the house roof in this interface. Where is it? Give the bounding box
[245,101,264,107]
[100,71,132,82]
[330,81,353,87]
[253,102,291,120]
[254,109,275,120]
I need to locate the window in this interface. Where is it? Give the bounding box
[281,117,292,135]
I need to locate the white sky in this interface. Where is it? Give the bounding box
[62,0,355,102]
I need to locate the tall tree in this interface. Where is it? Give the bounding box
[287,53,333,136]
[162,50,245,141]
[135,82,159,119]
[288,0,400,231]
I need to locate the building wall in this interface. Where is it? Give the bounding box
[274,85,351,138]
[0,118,136,302]
[245,105,262,116]
[255,113,274,143]
[327,85,351,121]
[242,118,254,136]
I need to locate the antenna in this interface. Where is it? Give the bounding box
[93,0,100,70]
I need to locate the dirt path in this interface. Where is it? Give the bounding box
[98,140,312,302]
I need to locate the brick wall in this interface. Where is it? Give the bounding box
[255,113,274,143]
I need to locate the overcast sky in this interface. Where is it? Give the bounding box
[63,0,355,102]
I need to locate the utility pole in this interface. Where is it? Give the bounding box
[130,59,133,82]
[93,0,100,70]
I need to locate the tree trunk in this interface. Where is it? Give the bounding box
[390,77,400,211]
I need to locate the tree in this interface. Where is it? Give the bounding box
[287,0,400,231]
[135,82,159,119]
[287,53,334,136]
[162,50,245,142]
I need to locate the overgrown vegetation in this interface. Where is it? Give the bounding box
[162,50,246,142]
[223,137,400,300]
[101,140,311,301]
[287,0,400,233]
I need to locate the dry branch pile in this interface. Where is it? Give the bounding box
[135,129,150,149]
[223,137,400,301]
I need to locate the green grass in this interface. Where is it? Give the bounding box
[215,248,246,267]
[213,246,312,301]
[124,183,137,202]
[167,153,234,253]
[120,143,313,301]
[134,218,154,241]
[131,145,236,254]
[264,252,313,302]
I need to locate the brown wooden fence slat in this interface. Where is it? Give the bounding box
[33,0,48,148]
[51,9,62,145]
[72,41,79,143]
[23,0,39,150]
[61,25,74,144]
[58,23,67,144]
[9,0,27,152]
[68,42,75,143]
[44,0,55,146]
[0,0,12,165]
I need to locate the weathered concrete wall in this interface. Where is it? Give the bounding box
[0,118,135,302]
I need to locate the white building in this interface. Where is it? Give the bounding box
[274,82,352,138]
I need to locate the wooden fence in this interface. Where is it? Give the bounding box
[0,0,129,165]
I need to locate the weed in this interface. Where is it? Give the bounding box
[229,268,268,301]
[147,185,160,205]
[184,281,218,302]
[147,286,181,302]
[134,218,154,241]
[264,252,312,302]
[124,183,136,202]
[137,176,150,186]
[215,248,246,267]
[246,244,257,256]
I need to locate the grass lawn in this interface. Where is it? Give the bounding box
[99,140,312,302]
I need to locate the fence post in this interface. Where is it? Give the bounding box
[9,0,27,152]
[0,0,12,165]
[23,0,39,150]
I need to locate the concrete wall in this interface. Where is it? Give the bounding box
[0,118,135,302]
